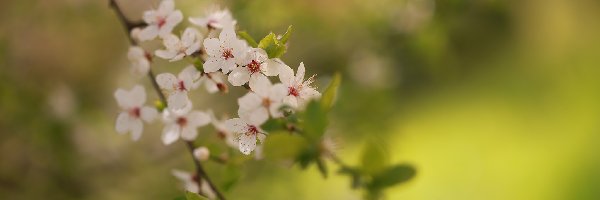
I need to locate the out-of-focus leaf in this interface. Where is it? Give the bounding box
[316,158,328,178]
[258,32,286,58]
[360,141,389,175]
[261,118,286,132]
[338,166,364,189]
[264,133,307,161]
[296,145,319,169]
[173,196,186,200]
[279,25,293,44]
[369,164,416,189]
[193,58,204,72]
[221,164,242,191]
[237,31,258,48]
[185,191,209,200]
[320,72,342,111]
[302,100,328,141]
[154,100,166,112]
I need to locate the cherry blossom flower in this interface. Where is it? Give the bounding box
[278,62,321,108]
[208,111,237,148]
[238,75,287,121]
[193,146,210,161]
[228,48,283,86]
[127,46,150,75]
[198,72,228,94]
[156,66,200,110]
[172,169,216,199]
[138,0,183,41]
[224,110,268,155]
[155,27,202,62]
[114,85,157,141]
[189,6,236,31]
[202,27,247,74]
[161,107,210,145]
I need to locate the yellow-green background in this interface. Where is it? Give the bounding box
[1,0,600,199]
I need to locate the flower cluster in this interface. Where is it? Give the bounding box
[114,0,321,157]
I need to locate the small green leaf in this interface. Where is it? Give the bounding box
[185,191,209,200]
[302,100,328,141]
[279,25,293,44]
[338,166,364,189]
[261,118,285,132]
[237,31,258,48]
[264,133,308,161]
[258,32,286,58]
[369,164,416,189]
[360,141,389,175]
[193,58,204,72]
[173,196,186,200]
[154,100,166,112]
[316,158,328,178]
[320,72,342,111]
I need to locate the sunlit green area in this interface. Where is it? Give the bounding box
[1,0,600,199]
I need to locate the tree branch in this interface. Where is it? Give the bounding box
[108,1,225,199]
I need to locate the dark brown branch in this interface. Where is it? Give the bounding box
[109,1,225,199]
[185,141,227,200]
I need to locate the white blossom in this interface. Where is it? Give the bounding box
[161,107,210,145]
[155,28,203,62]
[279,62,321,108]
[127,46,150,75]
[202,27,247,74]
[208,111,237,148]
[114,85,157,141]
[238,75,287,121]
[171,169,216,199]
[224,110,268,155]
[198,72,227,94]
[156,66,200,110]
[138,0,183,41]
[189,6,236,31]
[193,146,210,161]
[228,48,283,86]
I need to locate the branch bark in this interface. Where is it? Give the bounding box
[108,1,225,199]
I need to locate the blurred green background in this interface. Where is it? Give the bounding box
[2,0,600,199]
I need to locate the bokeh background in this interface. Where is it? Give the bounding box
[2,0,600,199]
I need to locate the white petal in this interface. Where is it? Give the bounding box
[278,62,295,86]
[162,34,180,50]
[129,119,143,141]
[300,87,321,100]
[115,112,130,134]
[203,38,221,57]
[221,58,237,74]
[155,49,176,60]
[188,111,211,127]
[140,106,157,122]
[224,118,247,133]
[269,102,284,118]
[257,133,267,144]
[249,74,271,97]
[228,67,250,86]
[138,25,159,41]
[181,27,197,46]
[238,133,257,155]
[283,95,298,108]
[158,0,175,14]
[180,126,198,141]
[193,147,210,161]
[143,10,157,24]
[171,169,192,182]
[169,53,185,62]
[162,124,180,145]
[166,10,183,26]
[203,57,222,73]
[114,88,133,109]
[130,85,146,106]
[269,83,288,102]
[168,91,189,110]
[156,73,177,90]
[243,107,269,126]
[219,27,237,42]
[238,92,262,111]
[189,17,208,27]
[127,46,145,60]
[297,62,306,82]
[263,59,281,76]
[204,79,219,93]
[179,66,198,88]
[185,42,201,55]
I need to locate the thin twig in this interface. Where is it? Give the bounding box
[108,1,225,199]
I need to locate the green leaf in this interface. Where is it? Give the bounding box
[320,72,342,111]
[264,133,308,161]
[173,196,186,200]
[316,158,328,178]
[338,166,364,189]
[258,32,286,58]
[279,25,293,44]
[360,141,389,175]
[302,100,328,141]
[261,118,286,132]
[193,58,204,72]
[369,164,416,189]
[185,191,209,200]
[237,31,258,48]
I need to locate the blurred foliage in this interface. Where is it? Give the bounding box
[1,0,600,199]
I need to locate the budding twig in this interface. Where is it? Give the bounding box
[108,1,226,199]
